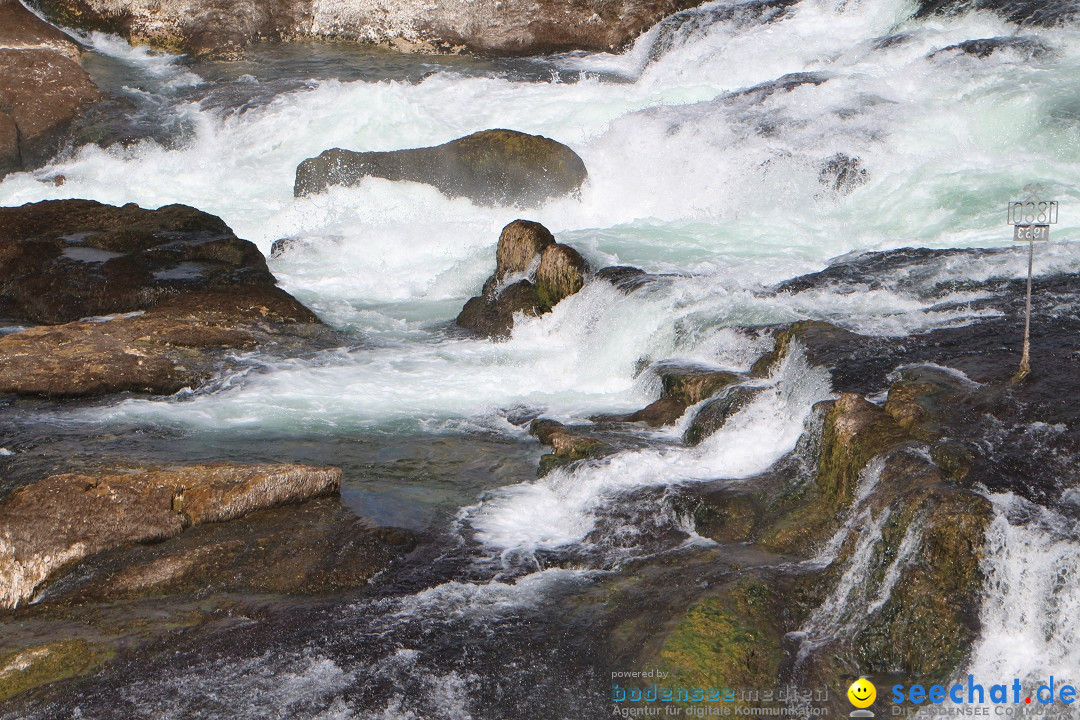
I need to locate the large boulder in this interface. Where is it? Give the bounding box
[294,129,588,208]
[0,199,294,324]
[0,463,342,609]
[34,0,707,57]
[0,199,328,397]
[0,0,101,175]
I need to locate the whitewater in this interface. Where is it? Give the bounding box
[3,0,1080,716]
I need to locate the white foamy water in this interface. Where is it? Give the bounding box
[5,0,1080,434]
[463,344,831,556]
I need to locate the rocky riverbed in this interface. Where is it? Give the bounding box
[3,0,1080,717]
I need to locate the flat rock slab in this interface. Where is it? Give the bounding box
[0,463,342,609]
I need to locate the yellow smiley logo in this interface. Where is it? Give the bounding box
[847,677,876,709]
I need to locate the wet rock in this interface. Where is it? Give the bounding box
[36,0,710,57]
[294,129,588,208]
[818,152,868,194]
[930,36,1052,60]
[531,419,611,476]
[493,220,555,282]
[0,463,342,609]
[455,279,544,340]
[914,0,1075,28]
[600,363,742,427]
[0,199,327,397]
[595,265,659,293]
[0,639,113,703]
[0,0,102,175]
[50,497,416,601]
[535,243,589,309]
[852,484,991,680]
[882,366,972,440]
[0,199,303,324]
[749,320,863,378]
[760,394,910,554]
[673,481,765,543]
[457,219,590,338]
[683,385,762,445]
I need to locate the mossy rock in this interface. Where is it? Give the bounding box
[759,395,910,555]
[853,487,992,680]
[294,129,588,207]
[0,639,113,702]
[535,243,589,310]
[658,366,742,406]
[660,581,786,694]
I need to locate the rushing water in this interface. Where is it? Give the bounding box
[4,0,1080,716]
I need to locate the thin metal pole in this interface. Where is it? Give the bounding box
[1017,235,1034,380]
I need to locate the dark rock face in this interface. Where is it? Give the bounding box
[0,0,101,175]
[294,129,588,208]
[931,36,1052,60]
[455,279,544,339]
[0,199,327,397]
[0,200,292,324]
[913,0,1077,27]
[457,219,590,339]
[34,0,709,57]
[683,385,762,445]
[818,152,868,194]
[0,464,342,609]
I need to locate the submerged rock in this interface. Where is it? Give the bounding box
[457,219,590,339]
[294,129,588,207]
[914,0,1075,27]
[931,36,1052,60]
[818,152,868,194]
[0,0,101,176]
[35,0,708,57]
[0,639,113,703]
[0,199,328,397]
[0,463,342,609]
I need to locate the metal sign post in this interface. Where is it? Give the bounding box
[1007,192,1058,381]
